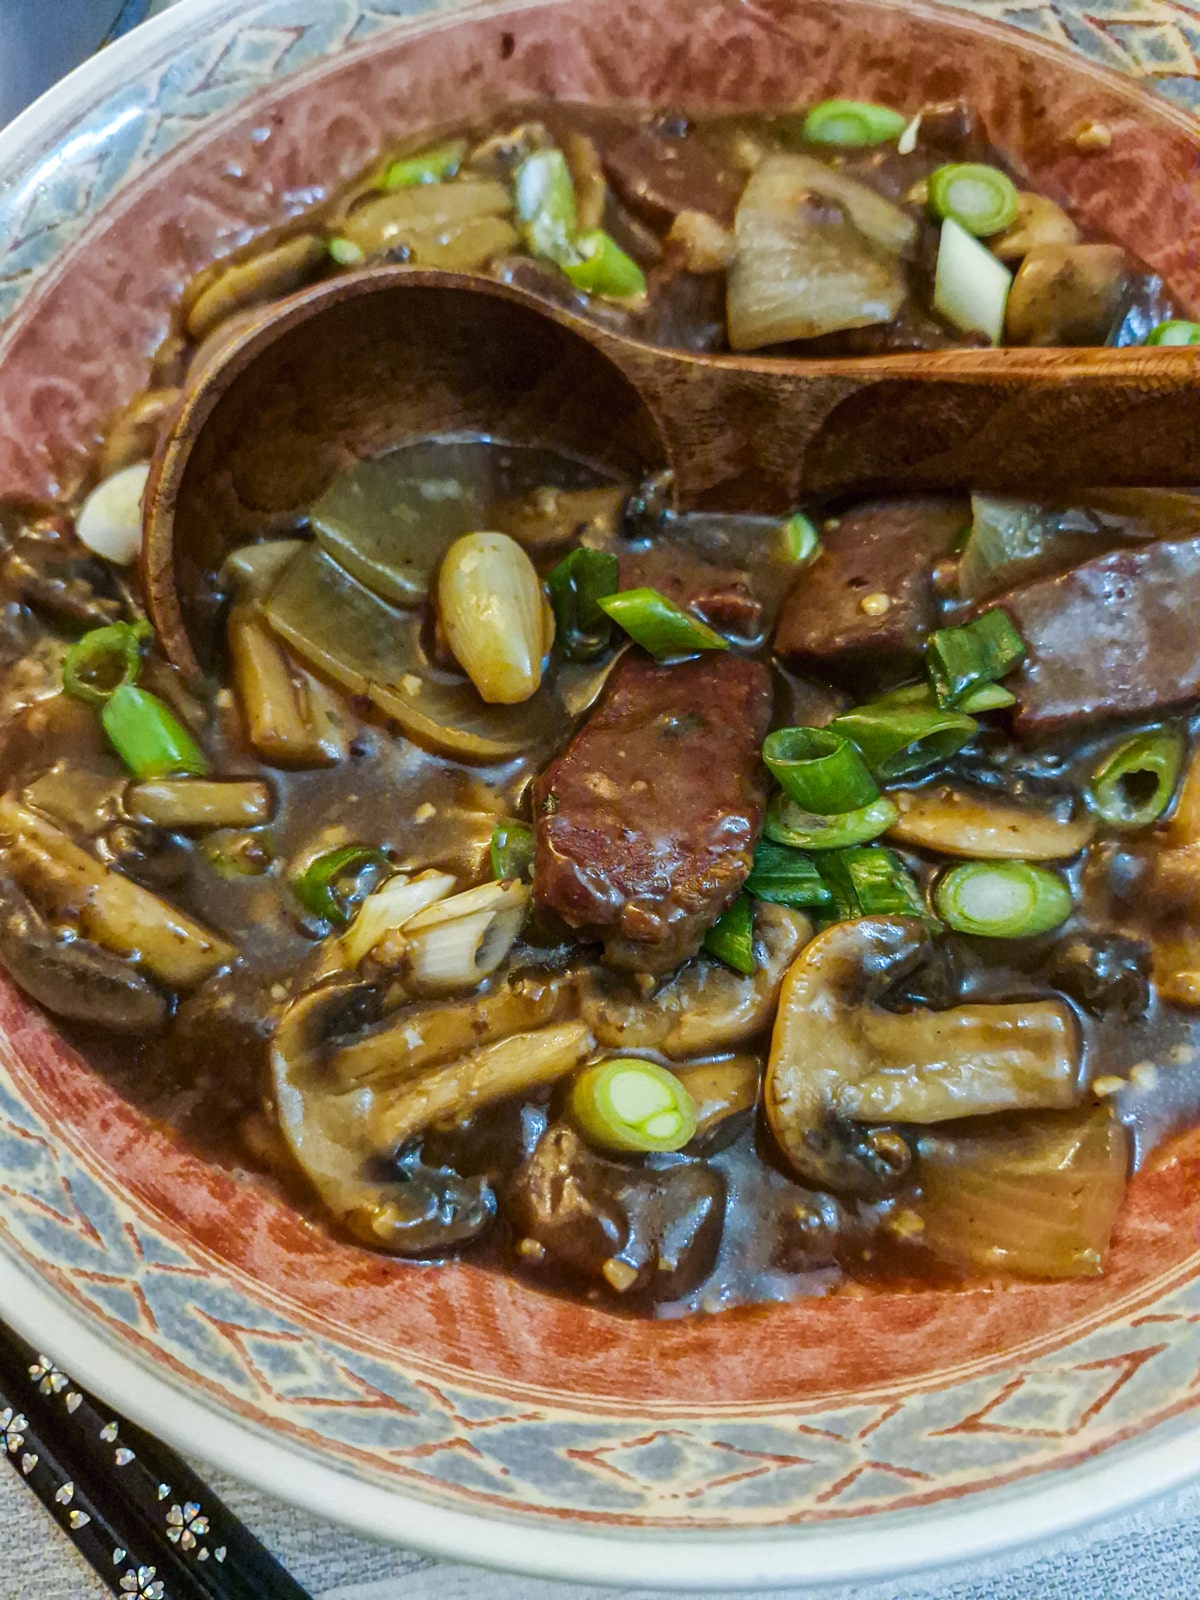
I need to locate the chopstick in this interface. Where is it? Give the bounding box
[0,1322,313,1599]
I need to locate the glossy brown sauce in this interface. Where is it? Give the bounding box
[1,98,1197,1318]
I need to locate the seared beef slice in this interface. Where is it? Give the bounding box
[534,653,772,972]
[597,123,742,231]
[1001,535,1200,733]
[774,498,966,679]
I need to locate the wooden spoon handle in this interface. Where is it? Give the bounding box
[590,339,1200,510]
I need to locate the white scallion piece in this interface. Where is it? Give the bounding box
[75,462,151,566]
[338,868,456,969]
[934,217,1013,345]
[403,879,529,994]
[897,113,922,156]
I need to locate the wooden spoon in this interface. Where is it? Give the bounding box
[143,267,1200,679]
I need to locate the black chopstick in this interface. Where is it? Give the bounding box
[0,1322,313,1599]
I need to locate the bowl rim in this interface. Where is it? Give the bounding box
[1,0,1198,1588]
[3,1250,1197,1592]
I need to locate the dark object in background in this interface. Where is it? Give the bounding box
[0,2,151,128]
[0,1321,313,1598]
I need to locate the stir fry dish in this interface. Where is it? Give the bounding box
[3,95,1200,1320]
[150,97,1184,372]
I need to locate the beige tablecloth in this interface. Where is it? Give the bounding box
[0,1454,1197,1599]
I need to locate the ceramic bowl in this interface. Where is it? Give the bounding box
[1,0,1199,1588]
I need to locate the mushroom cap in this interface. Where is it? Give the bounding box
[765,915,1081,1195]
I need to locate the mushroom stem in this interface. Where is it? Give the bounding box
[0,796,234,986]
[372,1020,593,1149]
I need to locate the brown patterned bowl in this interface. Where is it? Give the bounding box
[0,0,1198,1587]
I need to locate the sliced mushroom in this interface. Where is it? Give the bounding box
[989,193,1079,263]
[503,1120,725,1300]
[0,871,167,1033]
[0,797,235,986]
[1005,244,1128,346]
[371,1016,592,1150]
[338,179,514,263]
[184,234,329,343]
[332,973,574,1087]
[98,388,182,479]
[275,968,590,1156]
[579,902,810,1058]
[887,787,1094,860]
[673,1055,761,1142]
[270,981,496,1255]
[23,764,125,837]
[765,916,1081,1195]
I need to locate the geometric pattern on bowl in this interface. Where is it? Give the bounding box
[0,0,1198,1581]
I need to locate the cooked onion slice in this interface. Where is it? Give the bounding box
[727,154,911,350]
[915,1107,1128,1278]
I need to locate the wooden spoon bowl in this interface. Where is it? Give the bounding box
[144,266,1200,679]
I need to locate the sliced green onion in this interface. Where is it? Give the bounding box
[545,547,619,661]
[764,791,898,851]
[871,682,935,708]
[927,163,1019,237]
[514,148,578,266]
[926,608,1025,708]
[291,844,392,924]
[1146,320,1200,346]
[599,587,728,658]
[385,138,468,189]
[1086,728,1185,831]
[819,846,935,928]
[62,620,151,707]
[934,860,1072,938]
[490,819,536,881]
[568,1058,697,1153]
[831,701,978,782]
[778,512,821,565]
[877,679,1015,714]
[934,216,1012,345]
[959,681,1017,713]
[561,229,646,299]
[100,685,208,779]
[801,99,908,148]
[703,893,757,975]
[745,839,832,909]
[763,726,879,813]
[328,236,365,266]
